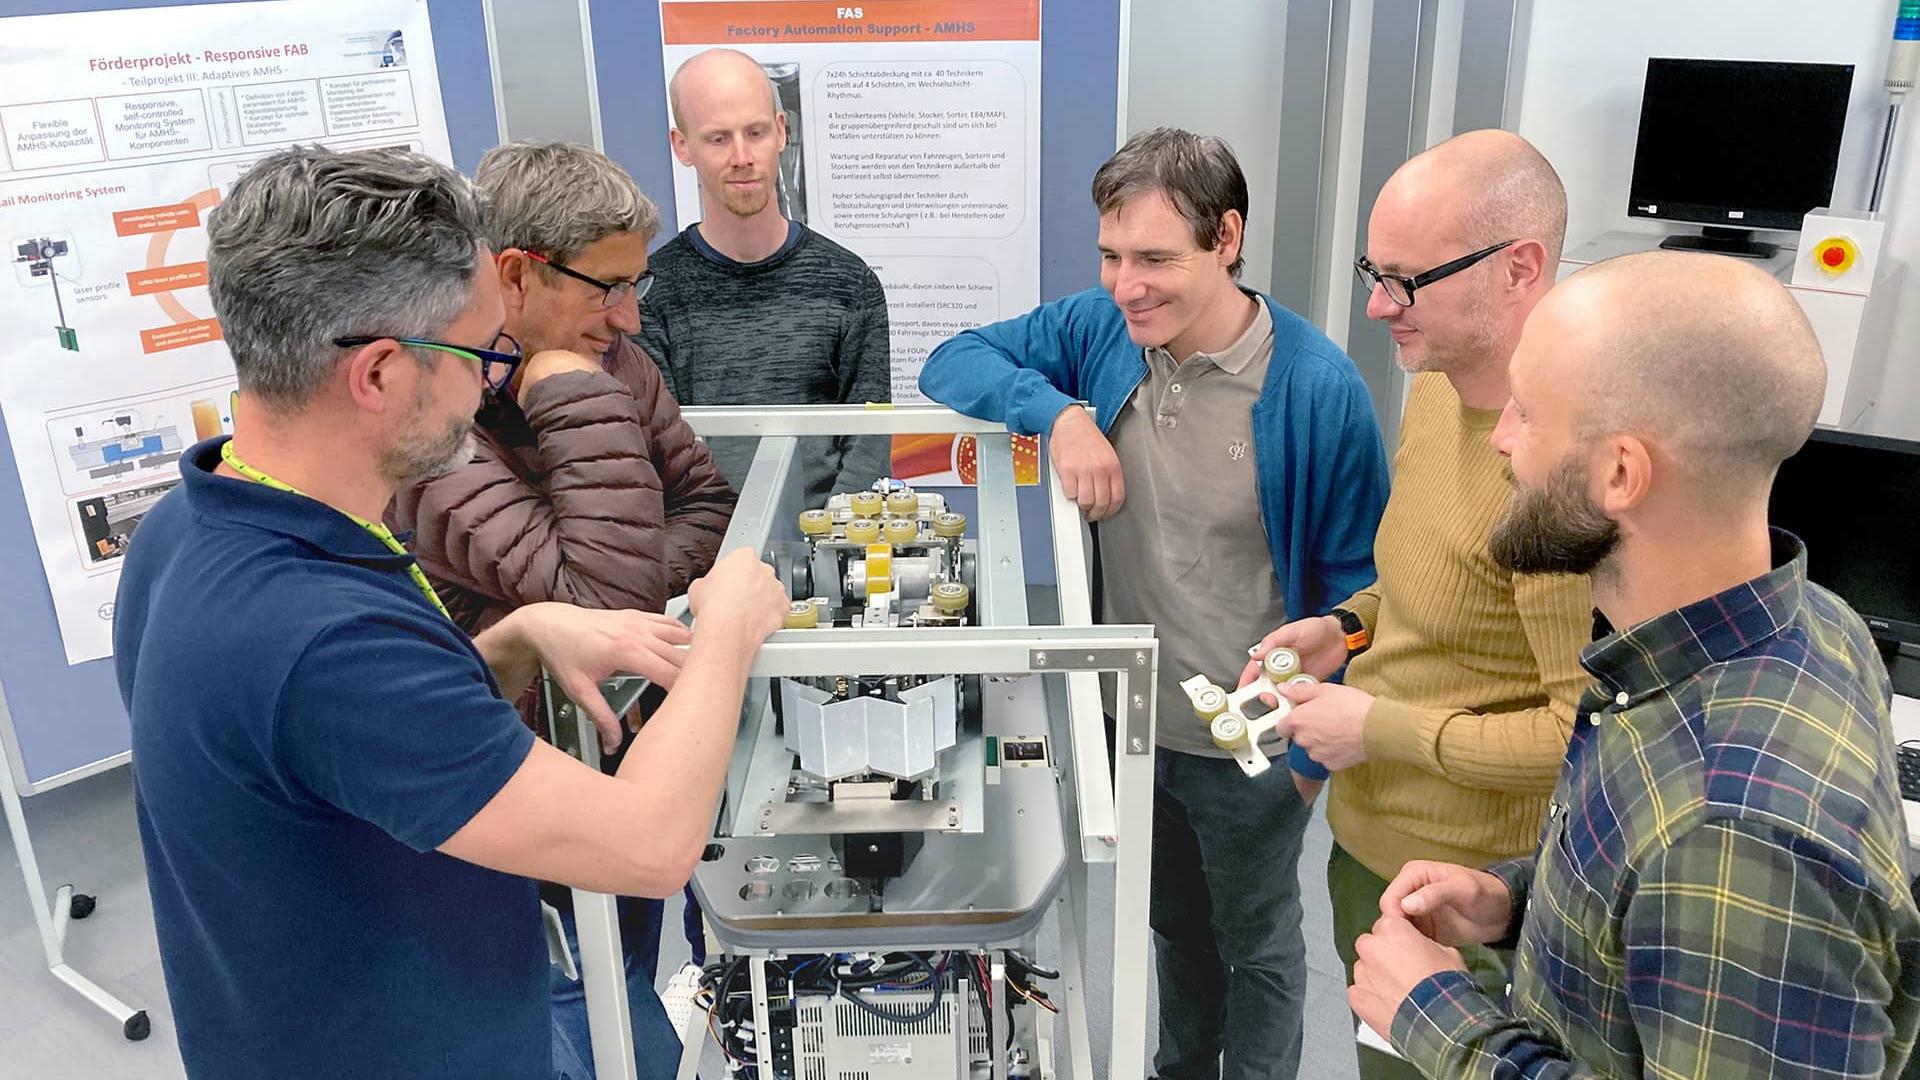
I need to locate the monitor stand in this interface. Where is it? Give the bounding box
[1658,226,1780,260]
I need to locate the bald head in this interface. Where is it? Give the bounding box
[1384,129,1568,263]
[1364,131,1566,380]
[668,48,778,132]
[1543,250,1826,493]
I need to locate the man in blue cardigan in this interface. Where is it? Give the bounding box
[920,128,1390,1080]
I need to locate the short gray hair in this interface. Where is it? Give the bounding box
[475,141,660,262]
[206,146,486,411]
[1092,128,1250,278]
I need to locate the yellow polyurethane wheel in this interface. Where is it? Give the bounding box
[1189,684,1228,721]
[797,509,831,536]
[1287,673,1318,687]
[933,512,967,538]
[1262,647,1302,682]
[783,601,819,629]
[930,581,971,614]
[849,491,883,518]
[845,518,881,544]
[886,490,919,517]
[865,543,893,596]
[1210,713,1247,750]
[883,518,918,545]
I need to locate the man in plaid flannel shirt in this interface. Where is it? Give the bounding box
[1346,250,1920,1078]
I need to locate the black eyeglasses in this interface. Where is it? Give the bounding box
[1354,240,1517,307]
[525,251,654,309]
[333,332,524,392]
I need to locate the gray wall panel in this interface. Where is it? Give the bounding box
[1344,0,1423,447]
[1273,1,1335,315]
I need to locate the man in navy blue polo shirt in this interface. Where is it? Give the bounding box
[113,145,788,1079]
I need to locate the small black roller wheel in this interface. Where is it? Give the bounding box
[69,893,97,920]
[124,1010,151,1041]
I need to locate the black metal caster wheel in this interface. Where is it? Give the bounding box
[70,893,97,920]
[124,1010,151,1041]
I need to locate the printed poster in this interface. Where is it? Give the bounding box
[657,0,1043,485]
[0,0,455,662]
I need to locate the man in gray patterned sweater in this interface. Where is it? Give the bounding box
[639,47,892,507]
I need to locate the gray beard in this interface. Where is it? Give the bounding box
[382,419,474,483]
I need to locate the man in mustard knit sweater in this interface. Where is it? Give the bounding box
[1243,130,1591,1080]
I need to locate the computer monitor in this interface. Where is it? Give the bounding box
[1768,429,1920,672]
[1628,58,1855,259]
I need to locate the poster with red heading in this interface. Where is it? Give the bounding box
[657,0,1042,485]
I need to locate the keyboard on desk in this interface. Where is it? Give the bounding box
[1899,743,1920,803]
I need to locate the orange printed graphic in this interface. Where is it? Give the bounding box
[892,433,1039,486]
[139,318,222,354]
[190,398,223,441]
[146,188,222,325]
[113,203,200,236]
[662,1,1039,45]
[126,262,208,296]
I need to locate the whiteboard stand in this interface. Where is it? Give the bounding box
[0,685,149,1041]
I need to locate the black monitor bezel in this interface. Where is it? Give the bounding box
[1627,57,1855,233]
[1774,427,1920,648]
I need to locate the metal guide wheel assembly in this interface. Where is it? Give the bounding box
[781,481,976,631]
[1178,647,1318,778]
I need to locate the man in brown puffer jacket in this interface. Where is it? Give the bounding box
[390,141,734,1080]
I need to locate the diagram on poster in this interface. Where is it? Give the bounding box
[656,0,1042,485]
[0,0,455,663]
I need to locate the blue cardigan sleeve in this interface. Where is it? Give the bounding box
[1288,366,1389,781]
[918,293,1094,436]
[1304,369,1390,615]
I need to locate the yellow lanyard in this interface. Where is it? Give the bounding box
[219,441,452,621]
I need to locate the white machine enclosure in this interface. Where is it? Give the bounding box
[543,405,1161,1080]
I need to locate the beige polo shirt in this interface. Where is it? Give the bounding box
[1100,295,1285,758]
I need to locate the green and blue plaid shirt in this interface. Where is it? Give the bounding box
[1393,531,1920,1078]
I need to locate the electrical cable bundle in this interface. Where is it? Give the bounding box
[1003,950,1059,1014]
[696,957,757,1077]
[696,952,957,1075]
[795,951,952,1024]
[695,950,1060,1076]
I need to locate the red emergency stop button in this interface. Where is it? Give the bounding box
[1812,236,1858,275]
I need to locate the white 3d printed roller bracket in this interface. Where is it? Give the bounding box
[1178,647,1319,778]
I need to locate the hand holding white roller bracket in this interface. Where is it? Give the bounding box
[1178,647,1318,778]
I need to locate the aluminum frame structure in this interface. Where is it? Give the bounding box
[553,404,1156,1080]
